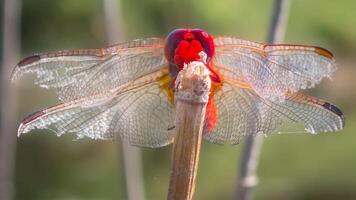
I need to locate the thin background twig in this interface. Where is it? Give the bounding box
[235,0,291,199]
[0,0,21,199]
[102,0,146,200]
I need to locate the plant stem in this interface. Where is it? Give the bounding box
[235,0,290,200]
[102,1,145,200]
[167,62,211,200]
[167,100,206,200]
[0,0,21,200]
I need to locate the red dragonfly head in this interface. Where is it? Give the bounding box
[164,28,219,82]
[164,29,221,132]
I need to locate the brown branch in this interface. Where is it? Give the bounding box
[235,0,291,200]
[167,100,206,200]
[102,1,145,200]
[167,62,211,200]
[0,0,21,200]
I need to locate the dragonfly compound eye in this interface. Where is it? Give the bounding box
[165,29,215,68]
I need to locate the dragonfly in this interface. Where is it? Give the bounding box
[12,28,345,148]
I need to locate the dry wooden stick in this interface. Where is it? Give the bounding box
[168,100,206,200]
[167,61,211,200]
[235,0,291,200]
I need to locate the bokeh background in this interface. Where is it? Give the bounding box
[1,0,356,199]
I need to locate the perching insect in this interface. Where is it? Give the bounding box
[12,28,344,147]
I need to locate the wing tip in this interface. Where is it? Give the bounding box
[322,102,345,129]
[11,55,41,82]
[21,110,45,125]
[17,55,41,67]
[314,47,334,59]
[17,110,46,137]
[264,44,335,59]
[17,123,26,137]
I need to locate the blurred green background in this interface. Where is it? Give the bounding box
[2,0,356,199]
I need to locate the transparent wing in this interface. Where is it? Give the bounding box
[17,70,175,148]
[12,38,167,102]
[204,79,344,145]
[214,37,336,100]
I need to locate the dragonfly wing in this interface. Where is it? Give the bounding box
[18,70,175,148]
[204,80,344,145]
[12,38,167,102]
[214,37,336,100]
